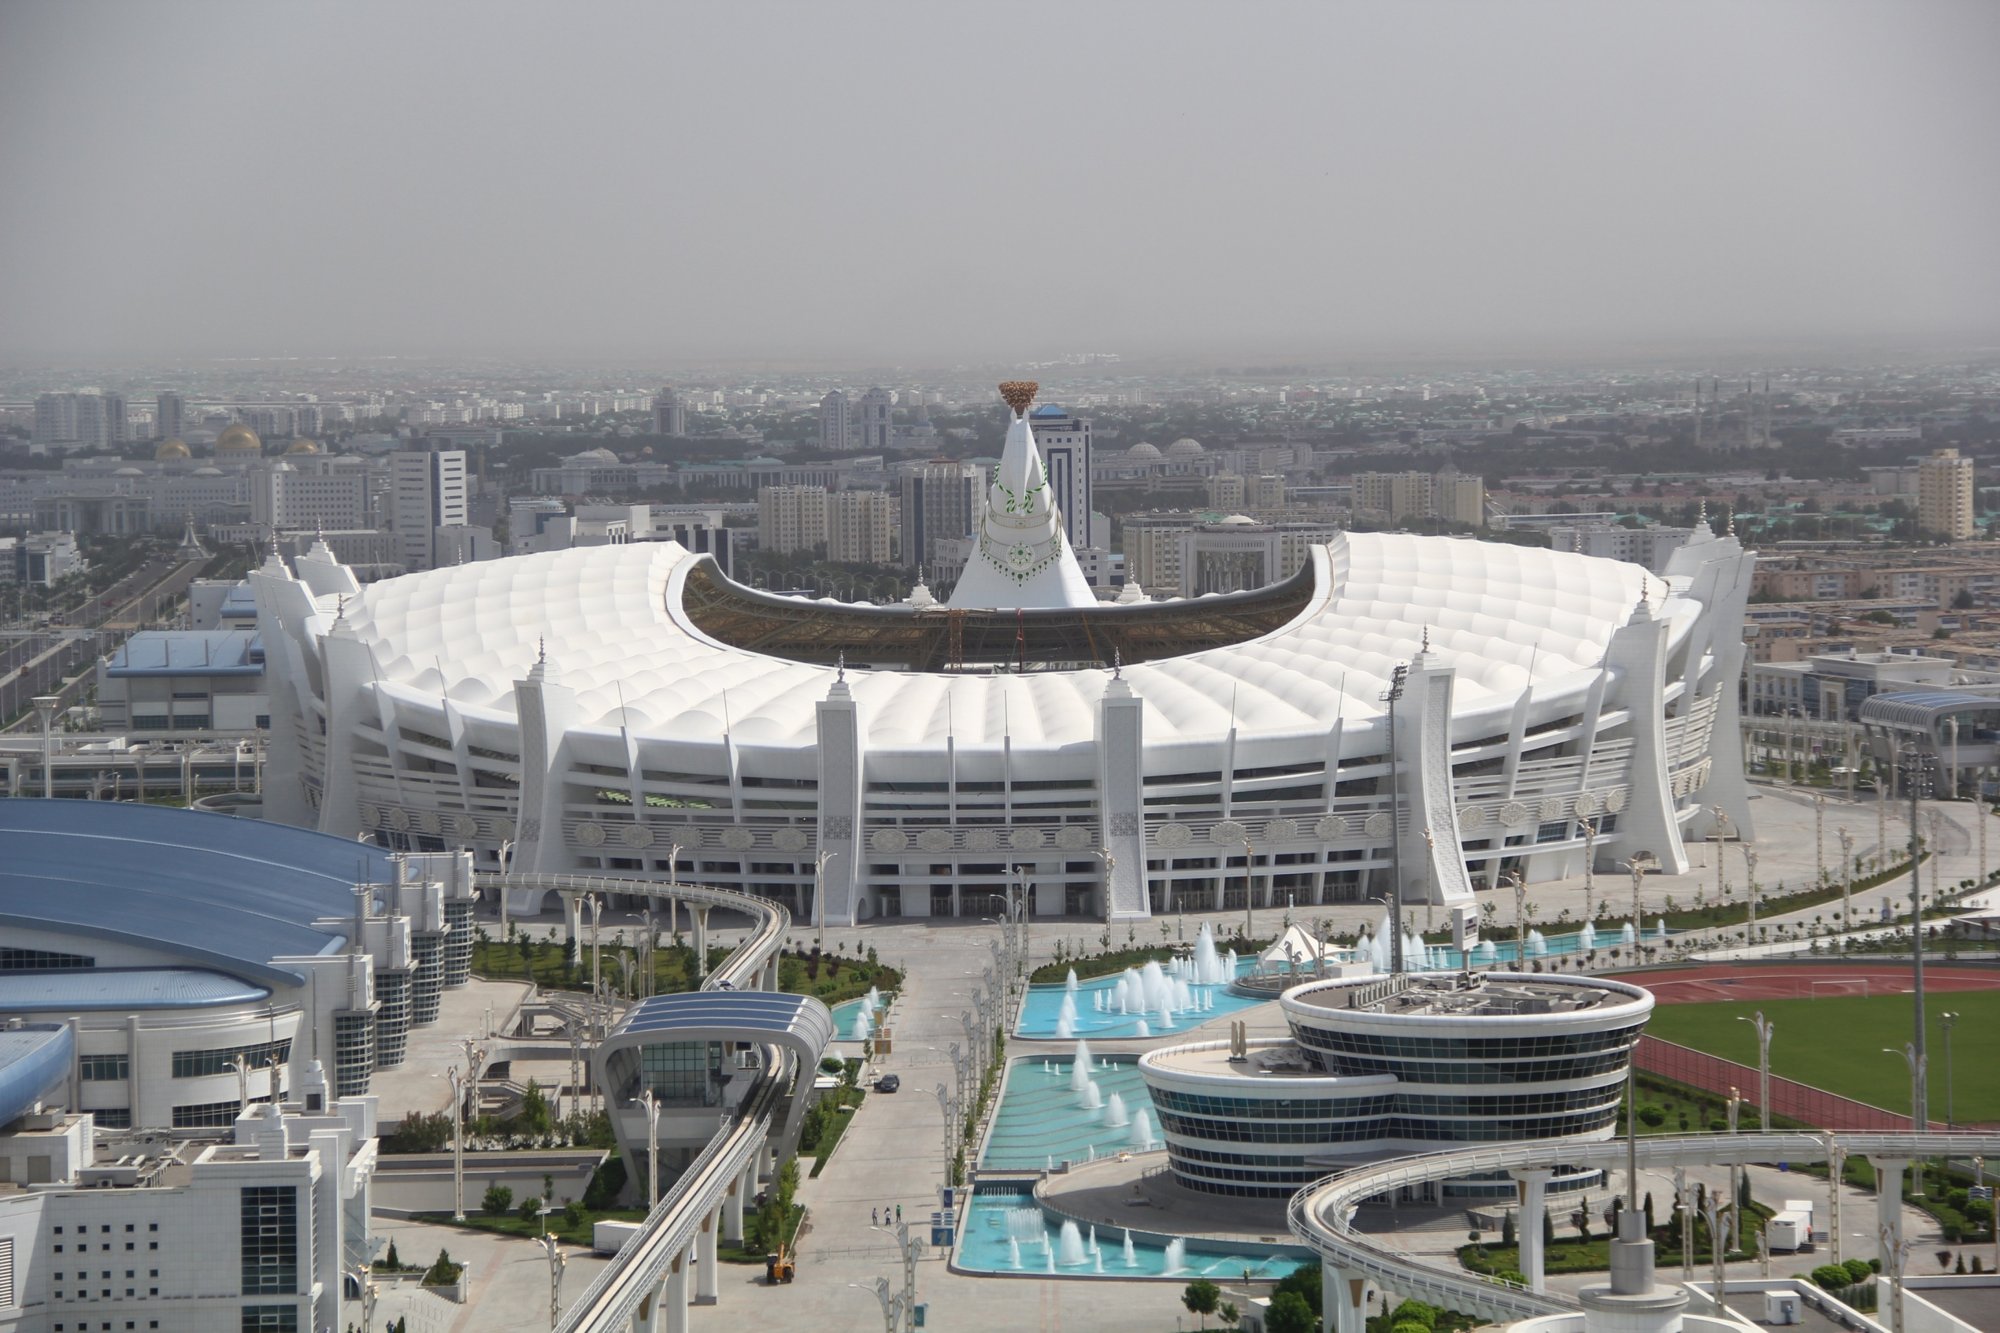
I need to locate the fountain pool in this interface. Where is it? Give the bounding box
[981,1055,1162,1170]
[955,1187,1310,1280]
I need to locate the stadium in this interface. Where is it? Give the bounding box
[252,392,1756,926]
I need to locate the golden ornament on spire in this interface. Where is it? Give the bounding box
[999,380,1039,416]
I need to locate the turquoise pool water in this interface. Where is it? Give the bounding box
[955,1186,1310,1280]
[981,1055,1160,1171]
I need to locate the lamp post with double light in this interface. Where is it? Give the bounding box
[1737,1012,1773,1132]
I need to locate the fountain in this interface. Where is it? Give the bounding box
[1655,917,1668,939]
[1055,1013,1075,1039]
[1135,1020,1151,1038]
[1472,939,1496,964]
[1058,1220,1087,1266]
[1191,921,1230,985]
[1163,1238,1187,1274]
[1578,921,1598,952]
[1527,928,1547,957]
[1156,1002,1174,1032]
[1070,1040,1093,1091]
[1009,1237,1023,1269]
[1129,1108,1154,1147]
[1620,921,1637,947]
[1094,1251,1104,1273]
[1080,1080,1103,1115]
[1089,1224,1098,1254]
[1123,1228,1137,1267]
[1046,1248,1055,1274]
[1065,968,1079,993]
[1092,991,1104,1012]
[850,1007,873,1040]
[1104,1091,1130,1127]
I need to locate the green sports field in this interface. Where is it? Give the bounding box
[1642,988,2000,1125]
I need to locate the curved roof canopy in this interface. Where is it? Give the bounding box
[0,800,395,987]
[0,1025,72,1126]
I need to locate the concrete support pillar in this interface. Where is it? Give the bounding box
[723,1165,747,1243]
[758,1137,774,1180]
[1513,1167,1555,1293]
[1872,1157,1908,1259]
[695,1217,719,1303]
[663,1256,689,1333]
[1324,1262,1368,1333]
[1096,672,1149,919]
[631,1286,659,1333]
[563,892,582,961]
[692,906,710,979]
[815,675,864,927]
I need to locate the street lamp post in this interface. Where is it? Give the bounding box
[1940,1011,1959,1130]
[1743,846,1759,946]
[1709,806,1732,902]
[1902,745,1931,1134]
[1579,816,1599,924]
[347,1264,377,1333]
[1737,1012,1773,1131]
[641,1087,661,1210]
[1814,793,1826,886]
[1242,836,1256,942]
[1838,826,1855,948]
[1381,664,1410,976]
[1501,870,1525,969]
[496,836,515,939]
[450,1038,486,1223]
[814,849,837,952]
[539,1232,565,1329]
[1884,1043,1929,1194]
[872,1221,922,1333]
[1726,1086,1744,1249]
[1619,857,1653,957]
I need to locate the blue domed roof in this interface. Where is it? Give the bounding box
[1030,404,1065,417]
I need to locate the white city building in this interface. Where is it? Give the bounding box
[251,383,1754,927]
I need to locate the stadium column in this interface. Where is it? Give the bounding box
[663,1249,690,1333]
[1599,591,1691,875]
[816,671,865,926]
[1095,670,1148,919]
[695,1211,719,1302]
[1870,1157,1908,1259]
[1395,652,1474,908]
[512,646,580,875]
[315,610,379,837]
[1665,529,1757,845]
[1323,1262,1368,1333]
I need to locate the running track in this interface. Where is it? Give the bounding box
[1610,962,2000,1005]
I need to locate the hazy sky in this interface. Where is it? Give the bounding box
[3,0,1997,366]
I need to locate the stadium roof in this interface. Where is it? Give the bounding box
[0,1024,72,1125]
[1857,690,2000,729]
[0,800,395,987]
[340,531,1683,749]
[0,968,271,1014]
[105,629,263,677]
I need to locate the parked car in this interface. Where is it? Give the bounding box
[875,1074,900,1093]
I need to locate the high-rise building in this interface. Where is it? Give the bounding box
[1120,512,1198,595]
[389,447,468,571]
[102,391,128,444]
[157,390,185,441]
[1026,405,1093,550]
[1247,474,1287,510]
[33,393,76,447]
[826,489,895,564]
[1435,468,1486,526]
[1352,470,1435,523]
[757,484,828,555]
[652,387,687,437]
[897,460,985,572]
[1207,472,1246,511]
[856,387,893,452]
[1918,447,1976,540]
[819,389,851,452]
[252,457,371,533]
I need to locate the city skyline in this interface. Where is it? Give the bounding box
[3,1,1997,365]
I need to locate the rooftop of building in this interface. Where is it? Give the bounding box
[104,629,263,676]
[1286,970,1650,1019]
[0,1024,73,1125]
[0,799,395,987]
[0,968,271,1013]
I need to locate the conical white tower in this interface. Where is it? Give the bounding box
[947,380,1096,610]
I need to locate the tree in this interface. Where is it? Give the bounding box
[1217,1300,1239,1330]
[384,1238,402,1270]
[1266,1291,1316,1333]
[1183,1277,1222,1329]
[1272,1260,1321,1318]
[423,1248,460,1285]
[520,1079,553,1137]
[1501,1210,1516,1246]
[480,1184,513,1217]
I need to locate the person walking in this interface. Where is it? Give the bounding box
[895,1203,902,1223]
[872,1207,879,1226]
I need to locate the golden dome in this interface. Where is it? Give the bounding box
[155,438,191,461]
[285,438,321,455]
[216,423,263,455]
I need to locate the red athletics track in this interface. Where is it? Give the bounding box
[1606,963,2000,1005]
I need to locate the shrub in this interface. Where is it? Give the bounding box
[517,1196,543,1222]
[1811,1264,1852,1290]
[422,1248,461,1285]
[1266,1291,1316,1333]
[583,1156,627,1211]
[480,1184,513,1217]
[1638,1105,1667,1128]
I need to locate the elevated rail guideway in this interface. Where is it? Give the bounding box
[473,871,814,1333]
[1288,1130,2000,1329]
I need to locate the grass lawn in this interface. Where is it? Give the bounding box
[416,1206,647,1248]
[1643,989,2000,1123]
[472,938,898,1008]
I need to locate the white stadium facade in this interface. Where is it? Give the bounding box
[253,387,1756,925]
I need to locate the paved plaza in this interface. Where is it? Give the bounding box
[406,781,1998,1332]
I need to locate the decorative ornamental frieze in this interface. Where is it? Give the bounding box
[964,828,999,852]
[1154,823,1193,849]
[1210,819,1248,845]
[1363,812,1394,839]
[1009,827,1046,851]
[719,826,756,851]
[1497,801,1532,826]
[773,827,810,853]
[918,828,955,852]
[1314,814,1347,841]
[870,828,909,853]
[1456,806,1486,833]
[1261,818,1298,843]
[1055,825,1094,850]
[576,822,606,847]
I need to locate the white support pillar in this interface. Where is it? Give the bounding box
[1513,1167,1555,1293]
[695,1217,719,1303]
[1095,672,1148,919]
[691,906,709,979]
[631,1285,660,1333]
[1872,1157,1908,1259]
[1325,1262,1369,1333]
[663,1255,689,1333]
[563,892,583,962]
[723,1166,747,1244]
[816,673,865,926]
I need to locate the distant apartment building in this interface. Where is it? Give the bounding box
[1175,517,1341,597]
[898,460,985,573]
[1027,405,1094,550]
[1206,472,1245,511]
[758,484,828,554]
[156,389,185,441]
[1121,512,1197,595]
[1546,522,1697,574]
[826,489,895,564]
[819,389,851,451]
[1353,467,1483,527]
[652,386,688,437]
[250,457,372,534]
[32,391,125,448]
[1435,469,1486,525]
[1919,447,1977,539]
[389,446,468,572]
[855,388,893,452]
